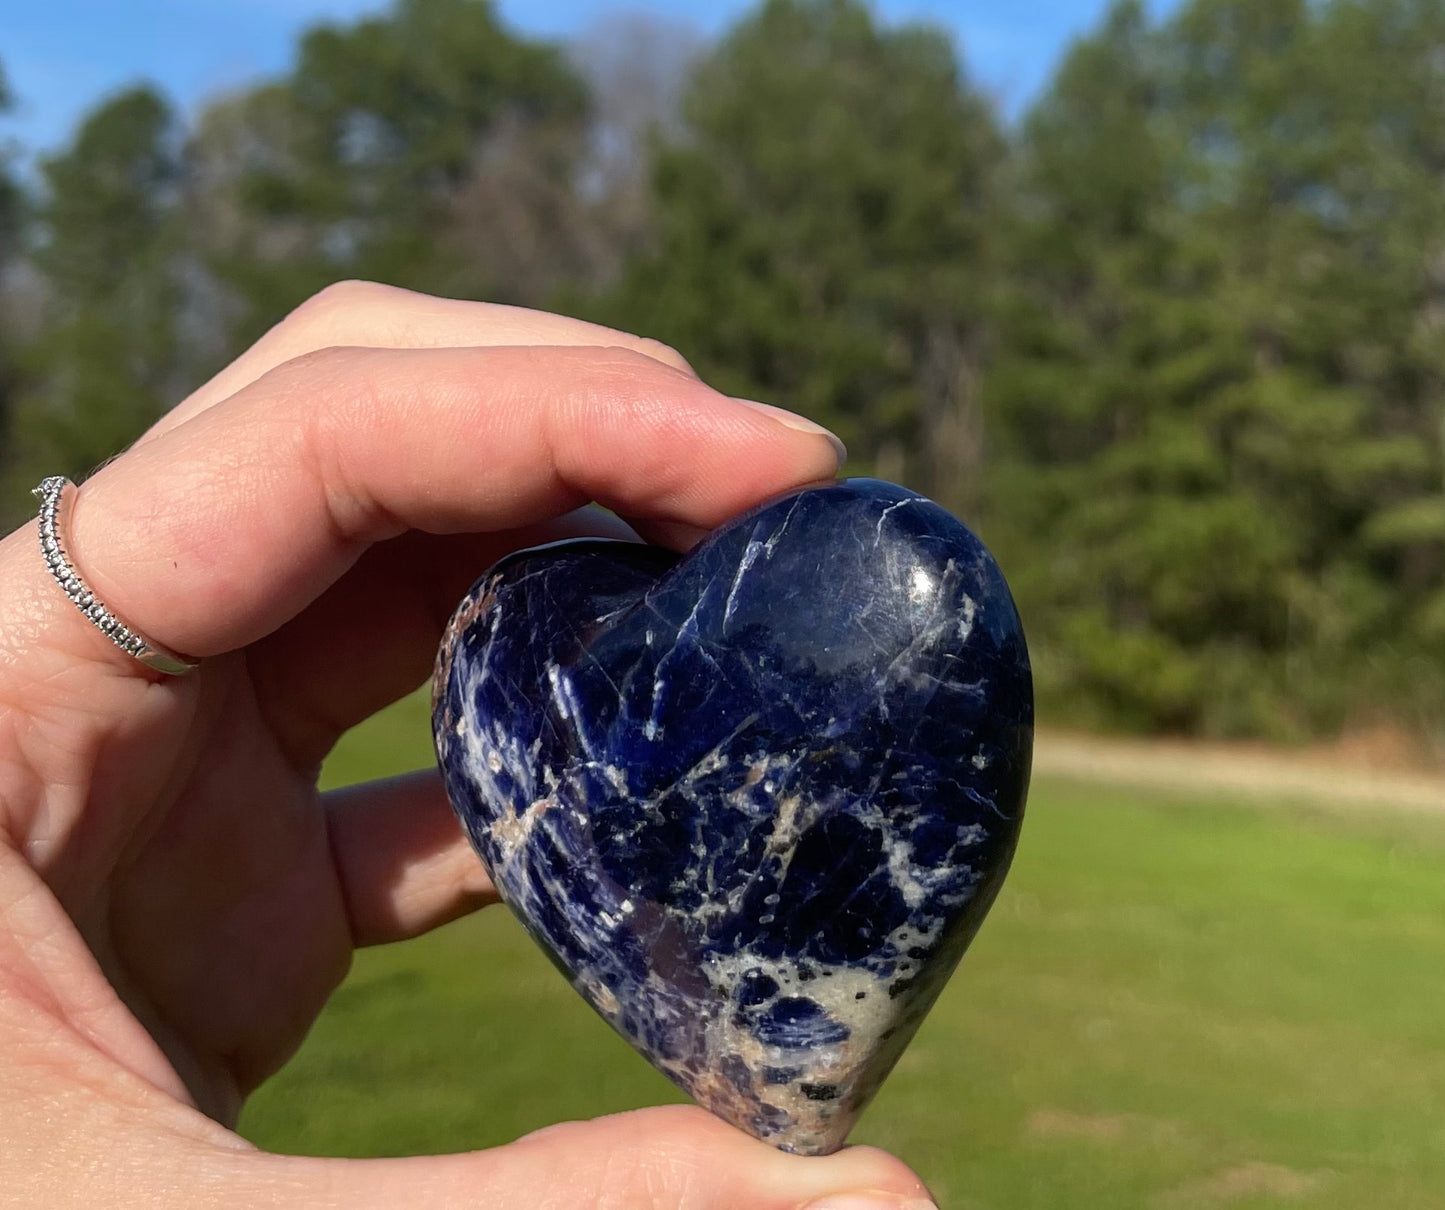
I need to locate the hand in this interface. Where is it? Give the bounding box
[0,282,935,1209]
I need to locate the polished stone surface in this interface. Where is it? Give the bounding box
[433,479,1032,1154]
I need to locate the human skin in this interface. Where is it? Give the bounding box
[0,282,937,1210]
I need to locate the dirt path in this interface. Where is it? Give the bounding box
[1033,730,1445,814]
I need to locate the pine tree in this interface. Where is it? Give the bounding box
[590,0,1003,505]
[988,0,1445,742]
[4,86,183,516]
[189,0,595,354]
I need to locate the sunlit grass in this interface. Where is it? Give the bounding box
[240,693,1445,1209]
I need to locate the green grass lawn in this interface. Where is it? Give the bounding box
[240,694,1445,1208]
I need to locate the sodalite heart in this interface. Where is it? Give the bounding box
[432,478,1032,1154]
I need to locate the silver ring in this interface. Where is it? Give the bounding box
[33,476,199,677]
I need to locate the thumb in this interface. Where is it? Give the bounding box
[241,1106,937,1210]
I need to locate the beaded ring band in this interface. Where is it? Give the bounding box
[33,476,200,677]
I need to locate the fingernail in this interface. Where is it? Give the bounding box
[734,398,847,463]
[801,1196,938,1210]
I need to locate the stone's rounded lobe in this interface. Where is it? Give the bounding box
[433,479,1033,1155]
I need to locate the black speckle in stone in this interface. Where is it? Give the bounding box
[801,1083,840,1102]
[887,977,917,1000]
[433,479,1033,1156]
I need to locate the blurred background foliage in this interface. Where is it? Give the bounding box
[1,0,1443,754]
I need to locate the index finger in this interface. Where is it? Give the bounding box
[38,343,842,664]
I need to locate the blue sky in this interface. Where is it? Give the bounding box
[1,1,1168,156]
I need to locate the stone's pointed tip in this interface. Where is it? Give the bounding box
[434,478,1031,1153]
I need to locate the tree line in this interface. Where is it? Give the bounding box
[1,0,1442,754]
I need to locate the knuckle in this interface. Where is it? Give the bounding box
[581,344,687,394]
[252,280,400,368]
[633,335,696,376]
[589,343,659,372]
[268,343,372,385]
[301,278,393,314]
[279,280,398,340]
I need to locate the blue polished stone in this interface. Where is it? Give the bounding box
[433,479,1032,1154]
